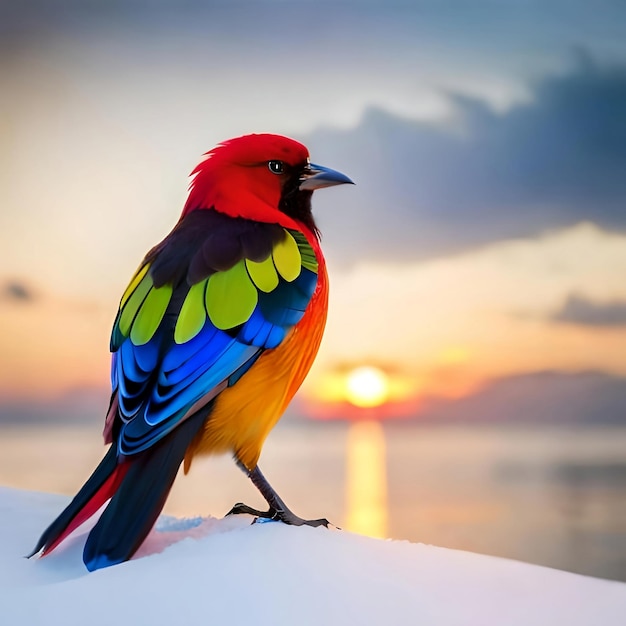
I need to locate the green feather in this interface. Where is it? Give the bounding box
[175,279,208,344]
[206,260,258,330]
[118,272,154,337]
[130,284,173,345]
[290,230,318,273]
[272,230,301,282]
[246,255,279,293]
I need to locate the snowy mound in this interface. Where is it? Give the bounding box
[1,487,624,625]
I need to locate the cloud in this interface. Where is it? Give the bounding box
[551,293,626,327]
[418,370,626,426]
[308,57,626,263]
[1,281,35,303]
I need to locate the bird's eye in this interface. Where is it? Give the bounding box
[268,160,284,175]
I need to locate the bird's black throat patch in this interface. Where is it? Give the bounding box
[279,167,319,237]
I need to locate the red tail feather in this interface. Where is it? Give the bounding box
[41,462,130,556]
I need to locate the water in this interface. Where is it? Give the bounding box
[1,420,625,581]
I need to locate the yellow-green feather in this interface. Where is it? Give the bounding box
[120,264,150,308]
[130,284,173,345]
[245,256,279,293]
[272,231,301,282]
[206,260,258,330]
[118,272,154,337]
[175,279,208,344]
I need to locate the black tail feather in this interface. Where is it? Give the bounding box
[27,445,119,558]
[83,411,205,571]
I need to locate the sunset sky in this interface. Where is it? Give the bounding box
[2,1,626,422]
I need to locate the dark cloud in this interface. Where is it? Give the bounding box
[551,293,626,327]
[419,371,626,426]
[2,281,35,303]
[308,57,626,263]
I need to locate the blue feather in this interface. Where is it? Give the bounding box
[266,325,286,348]
[161,322,220,373]
[159,331,232,388]
[133,335,161,372]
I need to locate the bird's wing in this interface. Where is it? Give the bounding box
[107,210,319,456]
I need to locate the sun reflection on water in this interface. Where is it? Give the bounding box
[345,419,388,538]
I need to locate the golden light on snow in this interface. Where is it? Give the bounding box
[345,366,390,408]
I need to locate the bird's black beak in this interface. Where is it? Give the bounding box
[299,162,354,191]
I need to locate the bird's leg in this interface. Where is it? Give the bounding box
[226,462,329,528]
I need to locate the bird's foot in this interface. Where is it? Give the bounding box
[226,502,329,528]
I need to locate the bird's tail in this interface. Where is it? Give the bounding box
[30,410,206,571]
[28,444,128,559]
[82,412,205,571]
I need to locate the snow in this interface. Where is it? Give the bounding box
[1,487,624,626]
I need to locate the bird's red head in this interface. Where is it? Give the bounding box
[183,134,308,225]
[182,133,353,234]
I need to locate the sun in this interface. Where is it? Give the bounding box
[345,366,390,408]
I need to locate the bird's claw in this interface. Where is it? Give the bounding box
[226,502,269,518]
[226,502,330,528]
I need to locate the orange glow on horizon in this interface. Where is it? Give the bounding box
[0,301,111,399]
[312,364,416,405]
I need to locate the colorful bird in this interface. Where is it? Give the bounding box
[29,134,353,571]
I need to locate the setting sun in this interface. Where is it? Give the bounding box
[345,366,390,408]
